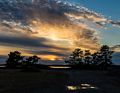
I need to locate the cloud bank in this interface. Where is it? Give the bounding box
[0,0,119,61]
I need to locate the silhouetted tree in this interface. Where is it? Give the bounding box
[84,50,92,65]
[98,45,114,69]
[22,55,40,67]
[65,45,114,70]
[65,48,84,65]
[6,51,24,68]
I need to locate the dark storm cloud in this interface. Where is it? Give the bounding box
[110,21,120,27]
[0,34,68,50]
[1,21,34,34]
[111,45,120,50]
[26,50,69,57]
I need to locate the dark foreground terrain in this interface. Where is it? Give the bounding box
[0,69,120,93]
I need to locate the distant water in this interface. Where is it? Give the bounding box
[0,65,5,67]
[49,66,71,69]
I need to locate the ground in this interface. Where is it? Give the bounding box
[0,69,120,93]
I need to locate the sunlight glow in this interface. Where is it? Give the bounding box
[40,55,59,61]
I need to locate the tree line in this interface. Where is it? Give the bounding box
[6,51,40,68]
[65,45,114,70]
[5,45,114,70]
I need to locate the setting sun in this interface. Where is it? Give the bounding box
[39,55,59,61]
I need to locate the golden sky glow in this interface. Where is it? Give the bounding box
[0,1,101,61]
[0,0,120,63]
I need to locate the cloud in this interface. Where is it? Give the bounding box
[0,0,119,61]
[110,21,120,27]
[0,0,100,50]
[0,32,68,50]
[25,50,69,57]
[111,45,120,52]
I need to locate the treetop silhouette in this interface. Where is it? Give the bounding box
[6,51,23,67]
[6,51,40,68]
[65,45,114,69]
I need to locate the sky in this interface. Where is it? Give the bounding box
[68,0,120,46]
[0,0,120,64]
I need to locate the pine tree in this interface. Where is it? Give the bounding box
[6,51,23,68]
